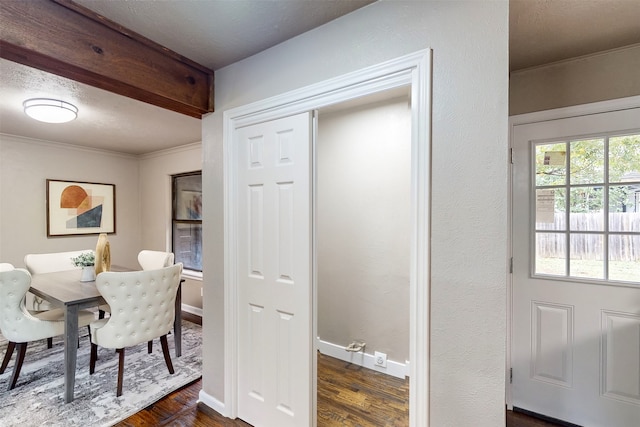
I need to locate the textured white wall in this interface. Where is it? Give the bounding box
[202,1,508,425]
[317,96,411,363]
[510,44,640,115]
[0,134,140,268]
[138,143,203,308]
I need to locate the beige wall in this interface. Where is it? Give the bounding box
[0,134,140,268]
[202,1,509,425]
[510,44,640,115]
[0,134,203,310]
[317,96,411,363]
[139,143,203,310]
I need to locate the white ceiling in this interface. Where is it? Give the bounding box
[1,0,639,155]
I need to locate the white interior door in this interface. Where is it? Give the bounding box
[511,106,640,426]
[236,112,313,427]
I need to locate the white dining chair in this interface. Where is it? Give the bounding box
[137,250,175,270]
[89,263,183,396]
[0,262,14,272]
[98,250,174,320]
[0,267,95,390]
[23,250,94,311]
[24,250,96,349]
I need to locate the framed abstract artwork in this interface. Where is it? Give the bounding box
[46,179,116,236]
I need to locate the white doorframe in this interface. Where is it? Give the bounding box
[223,49,432,427]
[506,94,640,410]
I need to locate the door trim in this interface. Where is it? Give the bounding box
[223,49,432,427]
[506,94,640,409]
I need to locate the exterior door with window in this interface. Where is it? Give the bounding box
[512,107,640,426]
[235,112,313,426]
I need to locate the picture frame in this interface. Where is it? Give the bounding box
[46,179,116,237]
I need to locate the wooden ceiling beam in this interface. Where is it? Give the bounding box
[0,0,213,118]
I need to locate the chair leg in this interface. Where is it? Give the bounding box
[0,341,16,374]
[160,335,174,375]
[90,343,98,374]
[47,337,53,349]
[116,348,125,397]
[8,342,27,390]
[148,340,153,354]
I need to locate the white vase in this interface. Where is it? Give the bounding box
[80,266,96,282]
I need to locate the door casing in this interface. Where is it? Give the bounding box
[223,49,432,427]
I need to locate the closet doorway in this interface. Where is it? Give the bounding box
[315,87,412,424]
[224,50,431,427]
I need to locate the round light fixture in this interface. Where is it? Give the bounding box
[23,98,78,123]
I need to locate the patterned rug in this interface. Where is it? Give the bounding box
[0,320,202,426]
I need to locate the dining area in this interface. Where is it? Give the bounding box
[0,244,187,406]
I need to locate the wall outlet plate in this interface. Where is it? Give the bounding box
[374,351,387,368]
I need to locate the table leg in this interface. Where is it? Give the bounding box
[64,304,79,403]
[174,280,183,357]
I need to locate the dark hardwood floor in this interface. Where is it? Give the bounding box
[316,352,409,426]
[116,375,561,427]
[118,314,560,426]
[117,320,561,427]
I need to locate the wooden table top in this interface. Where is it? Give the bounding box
[28,265,131,307]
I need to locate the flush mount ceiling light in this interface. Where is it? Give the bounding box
[23,98,78,124]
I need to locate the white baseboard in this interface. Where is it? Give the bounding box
[316,339,409,379]
[198,390,227,417]
[182,303,203,317]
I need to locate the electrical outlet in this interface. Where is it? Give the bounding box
[374,351,387,368]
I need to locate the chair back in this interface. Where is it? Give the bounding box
[24,250,94,274]
[93,263,183,349]
[0,262,14,272]
[0,269,64,342]
[137,250,174,271]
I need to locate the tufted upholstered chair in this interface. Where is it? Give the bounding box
[24,250,95,349]
[97,250,175,323]
[0,268,95,390]
[0,263,14,272]
[89,263,183,396]
[137,250,175,271]
[23,250,94,312]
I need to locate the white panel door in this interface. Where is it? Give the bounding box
[236,112,312,427]
[512,107,640,426]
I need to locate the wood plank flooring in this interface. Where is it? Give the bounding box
[117,312,560,426]
[116,341,560,426]
[316,352,409,426]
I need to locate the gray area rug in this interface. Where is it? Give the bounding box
[0,320,202,426]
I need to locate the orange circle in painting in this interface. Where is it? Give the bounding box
[60,185,88,208]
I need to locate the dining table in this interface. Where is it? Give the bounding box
[28,265,183,403]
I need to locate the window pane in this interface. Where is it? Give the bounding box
[175,175,202,220]
[609,185,640,231]
[535,233,566,276]
[569,233,604,279]
[535,142,566,186]
[569,187,604,231]
[609,134,640,183]
[609,235,640,282]
[174,223,202,271]
[570,138,604,185]
[609,184,640,214]
[535,188,565,230]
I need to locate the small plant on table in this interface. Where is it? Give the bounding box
[71,252,95,267]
